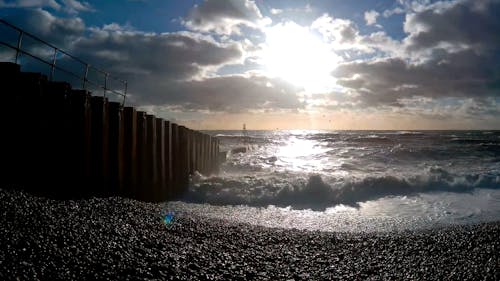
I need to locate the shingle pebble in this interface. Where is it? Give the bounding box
[0,189,498,280]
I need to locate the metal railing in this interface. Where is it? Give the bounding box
[0,19,127,106]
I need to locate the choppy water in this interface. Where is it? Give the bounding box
[168,130,500,232]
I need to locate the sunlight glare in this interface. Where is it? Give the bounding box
[261,22,339,93]
[276,136,331,172]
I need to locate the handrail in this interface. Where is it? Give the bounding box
[0,19,127,106]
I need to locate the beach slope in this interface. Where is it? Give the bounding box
[0,189,498,280]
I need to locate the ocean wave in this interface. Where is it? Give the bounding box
[393,131,424,135]
[450,138,496,144]
[347,136,393,143]
[183,168,500,210]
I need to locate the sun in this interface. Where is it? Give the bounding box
[261,22,339,93]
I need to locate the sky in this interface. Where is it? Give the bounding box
[0,0,499,130]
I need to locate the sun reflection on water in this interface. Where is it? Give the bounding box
[276,136,333,173]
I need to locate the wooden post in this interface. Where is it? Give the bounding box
[164,121,172,200]
[41,82,70,197]
[178,126,189,195]
[145,114,157,202]
[136,111,147,201]
[197,132,203,173]
[108,102,124,196]
[123,107,137,199]
[156,118,166,201]
[215,138,220,173]
[185,128,193,174]
[206,135,212,174]
[190,129,197,174]
[68,90,92,197]
[170,123,179,198]
[198,133,204,174]
[90,96,110,197]
[203,134,209,175]
[210,138,216,174]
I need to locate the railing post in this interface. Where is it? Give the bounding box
[82,64,89,89]
[122,81,127,106]
[50,48,57,81]
[104,72,108,97]
[14,31,23,64]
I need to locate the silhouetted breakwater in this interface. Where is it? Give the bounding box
[0,62,220,202]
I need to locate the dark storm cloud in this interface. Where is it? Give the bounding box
[3,9,244,84]
[183,0,265,35]
[72,27,243,80]
[335,49,500,106]
[404,0,500,52]
[333,0,500,107]
[0,0,93,14]
[3,8,84,46]
[0,0,61,10]
[130,74,304,113]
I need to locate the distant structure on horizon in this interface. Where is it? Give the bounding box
[243,123,248,144]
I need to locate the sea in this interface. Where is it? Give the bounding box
[167,130,500,232]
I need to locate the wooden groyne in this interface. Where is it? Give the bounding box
[0,62,220,202]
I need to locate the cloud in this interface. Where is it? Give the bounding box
[404,0,500,53]
[0,0,60,9]
[65,24,305,113]
[331,0,500,114]
[383,7,404,17]
[311,14,359,45]
[270,8,282,15]
[364,10,379,26]
[312,14,397,55]
[359,31,405,56]
[72,25,243,80]
[0,0,93,13]
[1,8,306,114]
[183,0,267,35]
[3,8,85,46]
[135,74,304,113]
[60,0,93,14]
[334,48,500,107]
[4,0,498,125]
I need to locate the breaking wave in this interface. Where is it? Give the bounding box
[184,167,500,210]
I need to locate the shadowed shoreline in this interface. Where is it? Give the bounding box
[1,188,498,280]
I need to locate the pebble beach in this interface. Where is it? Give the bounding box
[1,189,498,280]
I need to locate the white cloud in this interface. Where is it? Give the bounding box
[312,14,393,54]
[270,8,282,15]
[311,14,359,44]
[383,7,405,17]
[60,0,93,14]
[183,0,268,35]
[364,10,379,26]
